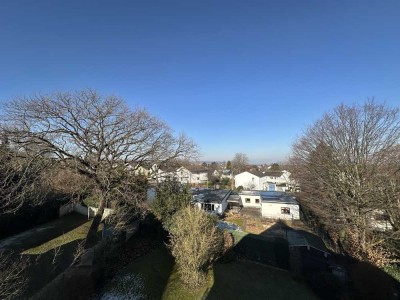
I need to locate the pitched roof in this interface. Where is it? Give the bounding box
[246,170,265,177]
[263,171,284,177]
[191,189,231,204]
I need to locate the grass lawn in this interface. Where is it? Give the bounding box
[0,213,100,299]
[0,212,89,253]
[230,230,289,269]
[23,218,94,254]
[99,245,316,300]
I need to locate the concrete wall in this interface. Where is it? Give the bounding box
[59,203,74,217]
[70,204,114,220]
[261,202,300,220]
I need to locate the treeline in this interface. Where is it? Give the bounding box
[290,101,400,269]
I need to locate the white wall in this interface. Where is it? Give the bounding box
[235,172,262,190]
[261,202,300,220]
[238,194,262,208]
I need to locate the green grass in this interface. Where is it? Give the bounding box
[384,264,400,282]
[230,230,289,269]
[23,220,94,254]
[0,213,89,253]
[3,213,99,299]
[100,244,316,300]
[227,217,244,229]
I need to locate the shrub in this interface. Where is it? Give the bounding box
[169,206,224,287]
[151,179,191,231]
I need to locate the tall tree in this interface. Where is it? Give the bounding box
[231,153,249,174]
[290,101,400,264]
[1,90,198,247]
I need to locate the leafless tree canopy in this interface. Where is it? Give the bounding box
[232,152,249,174]
[1,90,198,246]
[0,141,48,214]
[290,101,400,264]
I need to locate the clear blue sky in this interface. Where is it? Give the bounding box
[1,1,399,163]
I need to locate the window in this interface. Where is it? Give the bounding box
[281,207,290,215]
[245,198,250,203]
[255,198,260,204]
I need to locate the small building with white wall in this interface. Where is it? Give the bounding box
[261,192,300,220]
[237,190,262,208]
[191,189,231,215]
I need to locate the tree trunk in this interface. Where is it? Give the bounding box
[84,196,105,249]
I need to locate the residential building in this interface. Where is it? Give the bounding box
[176,166,208,185]
[234,170,293,191]
[234,191,300,220]
[191,189,231,215]
[260,192,300,220]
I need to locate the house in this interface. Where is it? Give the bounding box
[262,170,292,191]
[234,170,293,191]
[234,171,265,190]
[191,189,231,215]
[221,169,233,179]
[235,190,300,220]
[150,164,176,183]
[237,190,263,208]
[176,166,208,185]
[133,165,150,176]
[260,191,300,220]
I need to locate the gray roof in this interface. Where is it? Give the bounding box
[227,193,241,202]
[263,171,284,177]
[261,192,298,205]
[191,189,231,204]
[238,190,262,196]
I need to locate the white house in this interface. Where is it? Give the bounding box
[235,170,293,191]
[150,164,176,183]
[261,192,300,220]
[192,189,231,215]
[221,169,233,180]
[238,190,262,208]
[176,167,208,185]
[234,190,300,220]
[234,171,265,190]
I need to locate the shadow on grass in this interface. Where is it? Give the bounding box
[206,220,318,300]
[0,212,89,253]
[18,237,87,299]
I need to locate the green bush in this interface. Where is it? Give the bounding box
[169,206,224,287]
[151,179,191,231]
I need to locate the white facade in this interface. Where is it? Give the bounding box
[235,170,293,191]
[261,202,300,220]
[238,191,262,208]
[235,171,263,190]
[176,167,208,185]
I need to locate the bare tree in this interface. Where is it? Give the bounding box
[231,152,249,174]
[290,101,400,264]
[0,139,49,214]
[1,90,198,247]
[0,250,29,299]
